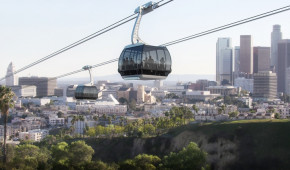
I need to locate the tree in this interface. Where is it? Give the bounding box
[12,144,51,170]
[51,142,69,168]
[165,93,179,99]
[57,111,65,118]
[274,112,280,119]
[119,154,161,170]
[192,104,199,114]
[0,86,15,164]
[229,111,238,118]
[108,116,112,125]
[68,140,94,168]
[162,142,208,170]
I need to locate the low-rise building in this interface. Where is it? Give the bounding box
[49,115,65,126]
[206,86,238,96]
[19,129,48,142]
[186,90,220,101]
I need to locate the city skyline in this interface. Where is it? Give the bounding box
[1,0,290,80]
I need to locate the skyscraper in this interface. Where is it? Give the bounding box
[5,62,18,86]
[234,46,240,78]
[240,35,253,74]
[277,39,290,93]
[271,25,282,69]
[253,47,270,73]
[253,71,277,101]
[216,38,232,85]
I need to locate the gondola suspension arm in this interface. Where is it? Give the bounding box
[131,1,159,45]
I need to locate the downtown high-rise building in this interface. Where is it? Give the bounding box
[253,47,270,73]
[240,35,253,75]
[271,25,282,70]
[277,39,290,93]
[5,62,18,86]
[234,46,240,78]
[253,71,277,101]
[19,77,57,97]
[216,38,233,85]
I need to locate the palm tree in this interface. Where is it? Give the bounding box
[79,115,85,137]
[70,115,78,135]
[0,86,15,164]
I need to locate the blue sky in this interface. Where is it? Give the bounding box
[0,0,289,81]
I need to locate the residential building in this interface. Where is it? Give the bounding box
[19,129,49,142]
[49,115,65,126]
[21,98,51,106]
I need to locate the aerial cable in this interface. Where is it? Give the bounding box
[161,5,290,46]
[28,3,290,84]
[0,14,138,82]
[0,0,174,82]
[3,2,289,86]
[13,58,119,92]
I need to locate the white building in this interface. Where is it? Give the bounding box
[76,94,127,115]
[21,98,51,106]
[234,77,253,93]
[67,117,86,135]
[11,85,37,97]
[19,129,48,142]
[160,86,185,97]
[238,97,253,108]
[186,90,219,101]
[5,62,18,86]
[216,38,233,85]
[49,115,65,126]
[151,89,169,98]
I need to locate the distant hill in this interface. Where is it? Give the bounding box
[70,119,290,170]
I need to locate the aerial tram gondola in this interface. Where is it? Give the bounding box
[75,65,98,100]
[118,1,172,80]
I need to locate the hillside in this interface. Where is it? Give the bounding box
[78,119,290,170]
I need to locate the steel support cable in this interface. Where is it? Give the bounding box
[0,0,174,82]
[18,3,290,89]
[161,5,290,46]
[0,14,138,82]
[13,58,119,92]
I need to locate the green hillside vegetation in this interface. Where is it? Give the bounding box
[2,119,290,169]
[81,119,290,170]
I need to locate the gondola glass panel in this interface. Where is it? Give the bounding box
[118,44,171,80]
